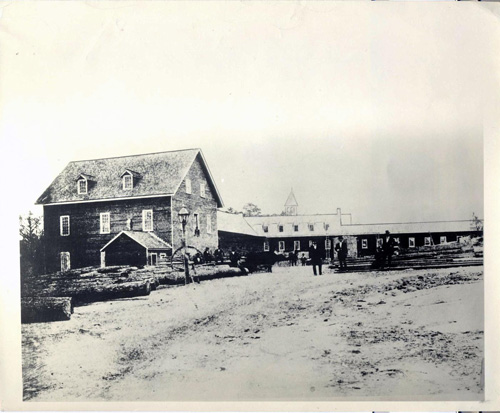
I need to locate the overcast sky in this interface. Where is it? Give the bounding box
[2,2,497,223]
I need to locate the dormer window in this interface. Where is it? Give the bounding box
[185,178,192,194]
[123,173,133,190]
[121,169,140,190]
[77,179,87,194]
[75,173,93,195]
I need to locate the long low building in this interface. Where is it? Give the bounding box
[218,190,482,259]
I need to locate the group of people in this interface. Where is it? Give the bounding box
[308,230,397,275]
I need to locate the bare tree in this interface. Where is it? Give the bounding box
[471,212,483,233]
[19,211,44,278]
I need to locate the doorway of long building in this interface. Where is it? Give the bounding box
[60,252,71,272]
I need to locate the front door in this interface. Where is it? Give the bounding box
[150,253,157,266]
[60,252,71,272]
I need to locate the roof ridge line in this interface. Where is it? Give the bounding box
[70,148,200,163]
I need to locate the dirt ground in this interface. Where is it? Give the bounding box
[22,265,484,401]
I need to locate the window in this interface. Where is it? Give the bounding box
[200,183,206,198]
[294,240,300,251]
[100,213,110,234]
[409,237,416,248]
[324,223,330,231]
[457,236,463,243]
[142,210,153,232]
[185,178,192,194]
[308,224,314,232]
[278,241,285,252]
[263,225,269,233]
[294,224,299,232]
[60,216,70,236]
[309,240,314,247]
[263,241,270,252]
[377,238,383,248]
[193,213,200,235]
[362,239,368,249]
[77,179,87,194]
[424,236,432,246]
[325,239,332,250]
[278,225,284,233]
[123,174,133,190]
[440,236,447,244]
[207,215,212,234]
[394,237,400,245]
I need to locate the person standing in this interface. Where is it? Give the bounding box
[335,236,348,271]
[309,242,322,276]
[382,230,396,268]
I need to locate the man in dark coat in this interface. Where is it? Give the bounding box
[382,230,397,268]
[309,242,322,276]
[335,236,348,270]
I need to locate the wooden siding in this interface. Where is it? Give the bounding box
[218,231,264,255]
[355,231,480,257]
[172,154,218,253]
[43,197,172,272]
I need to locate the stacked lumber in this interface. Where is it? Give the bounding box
[23,266,154,305]
[21,297,73,323]
[150,264,246,285]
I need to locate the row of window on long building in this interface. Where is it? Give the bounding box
[59,210,212,236]
[263,235,452,252]
[263,223,330,233]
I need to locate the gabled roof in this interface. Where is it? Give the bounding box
[217,211,263,237]
[100,231,172,251]
[284,189,298,206]
[120,169,141,179]
[36,148,223,207]
[75,173,95,182]
[245,213,342,238]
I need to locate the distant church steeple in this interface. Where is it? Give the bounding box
[284,188,298,216]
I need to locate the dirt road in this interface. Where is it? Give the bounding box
[22,265,483,401]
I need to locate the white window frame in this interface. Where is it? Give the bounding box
[200,183,206,198]
[100,212,110,234]
[440,236,447,244]
[207,215,212,234]
[409,237,416,248]
[278,241,285,253]
[361,239,368,249]
[278,225,284,233]
[60,215,70,236]
[308,223,314,232]
[376,238,383,248]
[263,241,270,252]
[185,178,192,194]
[294,240,300,251]
[142,209,153,232]
[424,236,432,246]
[123,173,133,190]
[77,178,87,195]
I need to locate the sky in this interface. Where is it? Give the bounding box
[1,1,497,224]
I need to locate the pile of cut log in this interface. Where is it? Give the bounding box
[21,264,246,323]
[335,241,483,272]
